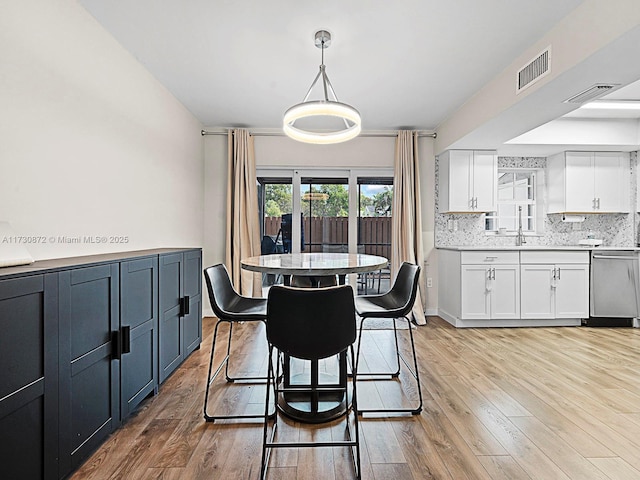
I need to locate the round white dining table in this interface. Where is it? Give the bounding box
[241,252,389,423]
[241,252,388,284]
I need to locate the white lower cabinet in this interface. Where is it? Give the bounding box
[461,264,520,320]
[520,253,589,320]
[438,248,589,327]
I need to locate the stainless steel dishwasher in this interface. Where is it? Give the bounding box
[589,250,640,326]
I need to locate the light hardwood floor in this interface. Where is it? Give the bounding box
[71,317,640,480]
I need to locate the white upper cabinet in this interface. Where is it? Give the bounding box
[547,151,630,213]
[438,150,497,213]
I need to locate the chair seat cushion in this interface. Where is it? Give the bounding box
[221,297,268,320]
[355,294,406,318]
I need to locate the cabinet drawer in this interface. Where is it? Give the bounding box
[461,251,519,264]
[520,250,589,264]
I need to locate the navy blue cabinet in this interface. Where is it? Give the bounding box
[159,249,202,383]
[0,248,201,479]
[58,263,120,477]
[0,274,58,480]
[120,256,159,417]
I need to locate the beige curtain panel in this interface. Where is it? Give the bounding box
[391,130,427,325]
[225,129,262,297]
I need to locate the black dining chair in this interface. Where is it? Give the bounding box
[354,261,423,415]
[203,264,270,422]
[260,285,361,480]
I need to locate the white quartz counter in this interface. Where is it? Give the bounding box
[437,246,640,251]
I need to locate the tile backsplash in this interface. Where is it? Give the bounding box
[435,153,639,248]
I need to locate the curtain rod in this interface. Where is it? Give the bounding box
[201,129,436,138]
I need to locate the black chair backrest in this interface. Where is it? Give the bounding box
[387,262,421,317]
[203,264,240,319]
[267,285,356,361]
[261,235,277,255]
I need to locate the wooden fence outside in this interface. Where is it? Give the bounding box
[264,216,391,259]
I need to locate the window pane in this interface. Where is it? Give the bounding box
[357,180,392,258]
[357,178,392,295]
[498,172,515,200]
[486,169,537,232]
[258,179,293,288]
[301,178,349,253]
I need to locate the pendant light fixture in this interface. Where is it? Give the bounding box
[283,30,361,144]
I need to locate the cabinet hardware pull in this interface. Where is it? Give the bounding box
[112,330,121,360]
[180,296,191,316]
[122,326,131,354]
[557,267,560,280]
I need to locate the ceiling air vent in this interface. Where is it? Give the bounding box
[516,46,551,94]
[563,83,620,104]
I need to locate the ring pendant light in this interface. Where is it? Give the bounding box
[283,30,361,144]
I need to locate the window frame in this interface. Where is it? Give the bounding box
[485,168,543,234]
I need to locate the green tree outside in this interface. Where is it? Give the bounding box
[265,183,393,217]
[264,184,292,217]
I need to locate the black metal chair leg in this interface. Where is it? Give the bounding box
[224,321,235,382]
[260,346,277,480]
[404,314,423,414]
[203,319,228,421]
[354,317,401,377]
[349,344,362,479]
[203,319,270,422]
[355,315,423,416]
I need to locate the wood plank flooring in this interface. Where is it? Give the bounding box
[71,317,640,480]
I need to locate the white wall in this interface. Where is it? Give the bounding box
[253,135,396,168]
[0,0,204,261]
[203,134,228,272]
[417,137,437,315]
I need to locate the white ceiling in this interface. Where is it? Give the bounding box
[78,0,640,156]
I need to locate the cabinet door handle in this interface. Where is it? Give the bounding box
[557,267,560,280]
[122,326,131,354]
[597,198,600,209]
[180,296,191,316]
[112,330,121,360]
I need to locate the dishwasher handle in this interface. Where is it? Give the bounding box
[592,254,639,260]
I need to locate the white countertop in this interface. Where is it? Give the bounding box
[437,246,640,251]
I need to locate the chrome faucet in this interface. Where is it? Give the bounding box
[516,206,526,246]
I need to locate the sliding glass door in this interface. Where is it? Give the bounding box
[300,177,349,253]
[257,168,393,291]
